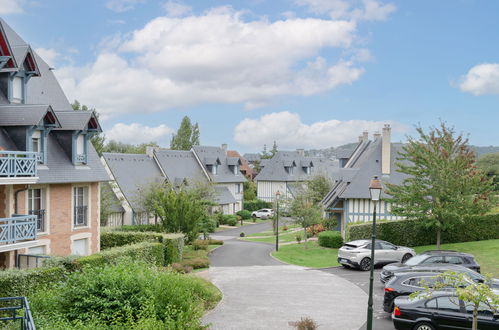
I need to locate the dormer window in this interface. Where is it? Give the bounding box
[31,130,43,163]
[207,164,218,175]
[75,134,87,164]
[303,166,311,175]
[11,76,24,103]
[285,166,294,175]
[229,165,239,175]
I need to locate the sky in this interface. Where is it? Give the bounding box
[1,0,498,153]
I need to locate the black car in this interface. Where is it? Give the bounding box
[392,292,498,330]
[383,265,499,313]
[381,250,481,283]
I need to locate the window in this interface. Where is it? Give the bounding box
[422,256,445,264]
[425,298,437,309]
[212,165,218,175]
[72,238,89,256]
[436,297,461,313]
[73,186,89,227]
[446,256,464,265]
[404,276,439,288]
[76,134,86,163]
[12,76,23,103]
[28,246,46,255]
[303,166,311,174]
[285,166,294,175]
[374,242,382,250]
[236,183,241,194]
[465,302,494,317]
[380,242,397,250]
[28,188,46,232]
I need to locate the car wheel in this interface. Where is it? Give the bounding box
[401,253,412,263]
[359,257,371,271]
[413,322,435,330]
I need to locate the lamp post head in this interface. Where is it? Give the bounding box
[276,190,281,199]
[369,176,382,201]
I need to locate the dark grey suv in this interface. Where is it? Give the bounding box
[380,250,481,283]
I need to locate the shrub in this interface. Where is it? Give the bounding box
[345,214,499,247]
[322,217,338,231]
[290,317,318,330]
[180,257,210,269]
[163,234,184,265]
[306,224,325,237]
[100,231,165,249]
[240,232,245,237]
[243,199,272,212]
[296,233,302,243]
[118,224,163,232]
[200,216,217,236]
[318,231,343,248]
[282,225,288,231]
[236,210,252,220]
[223,214,238,226]
[192,240,209,250]
[0,266,67,298]
[205,239,224,245]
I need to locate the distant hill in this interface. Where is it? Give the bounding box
[305,143,499,159]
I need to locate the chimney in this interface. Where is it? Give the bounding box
[362,131,369,142]
[296,148,305,157]
[358,135,363,142]
[382,124,391,175]
[221,144,228,153]
[146,146,156,158]
[373,131,381,140]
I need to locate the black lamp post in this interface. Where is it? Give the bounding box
[366,176,382,330]
[275,190,281,251]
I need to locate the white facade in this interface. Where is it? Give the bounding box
[256,180,294,202]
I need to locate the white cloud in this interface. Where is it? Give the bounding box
[296,0,395,21]
[57,7,368,118]
[106,122,173,145]
[163,0,191,17]
[0,0,24,14]
[457,63,499,96]
[105,0,145,12]
[34,48,59,67]
[234,111,408,149]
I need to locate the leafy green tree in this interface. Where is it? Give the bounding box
[99,182,122,226]
[243,180,257,200]
[411,271,499,330]
[104,140,159,154]
[476,152,499,191]
[289,190,322,249]
[260,144,271,159]
[306,174,333,205]
[387,123,496,248]
[170,116,200,150]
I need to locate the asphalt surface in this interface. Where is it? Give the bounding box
[320,266,394,330]
[203,220,369,329]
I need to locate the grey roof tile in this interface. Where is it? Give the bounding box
[242,153,261,162]
[214,186,237,204]
[153,149,208,185]
[53,111,101,131]
[0,104,60,126]
[192,146,246,184]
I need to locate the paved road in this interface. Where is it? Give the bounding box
[203,222,369,330]
[320,267,394,330]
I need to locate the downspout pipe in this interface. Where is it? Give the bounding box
[14,186,29,215]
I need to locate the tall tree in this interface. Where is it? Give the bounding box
[476,152,499,191]
[306,174,333,205]
[260,144,271,159]
[270,141,278,157]
[289,191,322,249]
[387,123,495,248]
[170,116,200,150]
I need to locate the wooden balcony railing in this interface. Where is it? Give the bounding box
[0,151,38,177]
[0,215,37,245]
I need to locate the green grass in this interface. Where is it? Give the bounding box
[272,240,340,268]
[414,239,499,277]
[272,239,499,276]
[243,229,305,243]
[246,224,301,237]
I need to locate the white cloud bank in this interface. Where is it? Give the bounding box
[234,111,408,149]
[55,3,395,119]
[0,0,24,14]
[458,63,499,96]
[105,122,173,145]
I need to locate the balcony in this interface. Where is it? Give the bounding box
[0,151,38,184]
[76,154,87,164]
[0,215,37,245]
[28,209,45,233]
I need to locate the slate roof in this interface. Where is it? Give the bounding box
[254,150,337,182]
[242,153,261,162]
[214,186,237,204]
[102,153,165,210]
[153,149,208,186]
[192,146,246,184]
[227,150,254,178]
[53,111,101,131]
[0,104,60,126]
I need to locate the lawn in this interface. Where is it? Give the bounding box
[246,224,301,237]
[243,228,305,243]
[272,239,499,276]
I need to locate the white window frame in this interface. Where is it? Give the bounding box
[12,76,24,103]
[26,185,49,235]
[70,233,92,256]
[72,184,91,230]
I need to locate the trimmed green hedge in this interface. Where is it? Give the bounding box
[164,234,184,264]
[0,266,67,297]
[318,231,343,248]
[117,224,162,232]
[345,214,499,247]
[236,210,252,220]
[101,231,166,249]
[243,199,272,212]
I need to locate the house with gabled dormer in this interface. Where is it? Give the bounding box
[0,18,109,268]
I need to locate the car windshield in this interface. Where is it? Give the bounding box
[404,254,429,266]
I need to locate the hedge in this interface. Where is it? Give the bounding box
[164,234,184,264]
[243,199,272,212]
[100,231,166,249]
[236,210,252,220]
[117,224,163,232]
[318,231,343,248]
[345,214,499,247]
[0,266,67,298]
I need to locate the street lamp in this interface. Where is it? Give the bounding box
[275,190,281,251]
[366,176,382,330]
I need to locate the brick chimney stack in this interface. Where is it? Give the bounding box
[296,149,305,157]
[382,124,391,175]
[362,131,369,142]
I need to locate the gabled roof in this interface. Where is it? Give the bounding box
[53,111,102,132]
[255,150,337,182]
[102,153,165,210]
[226,157,241,166]
[0,104,61,127]
[0,19,16,70]
[11,44,40,76]
[192,145,246,183]
[242,153,261,162]
[214,186,237,204]
[153,149,208,186]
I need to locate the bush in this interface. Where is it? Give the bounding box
[118,224,163,232]
[306,224,325,237]
[240,232,245,237]
[236,210,252,220]
[322,217,338,231]
[163,234,184,265]
[223,214,238,226]
[0,266,67,298]
[243,199,272,212]
[29,260,221,329]
[180,257,210,269]
[205,239,224,245]
[345,214,499,247]
[100,231,166,249]
[290,317,318,330]
[192,240,209,250]
[296,233,302,243]
[318,231,343,248]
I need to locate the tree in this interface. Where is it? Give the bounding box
[99,182,121,226]
[289,189,323,249]
[411,271,499,330]
[387,123,495,249]
[104,140,159,154]
[476,152,499,191]
[305,174,333,205]
[243,180,257,200]
[260,144,271,159]
[170,116,200,150]
[270,141,278,157]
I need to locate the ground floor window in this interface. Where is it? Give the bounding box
[72,238,89,256]
[73,186,89,227]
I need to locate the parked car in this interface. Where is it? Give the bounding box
[337,239,416,271]
[392,292,498,330]
[381,250,481,283]
[382,265,499,312]
[251,208,274,219]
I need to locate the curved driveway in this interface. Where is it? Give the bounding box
[202,222,368,330]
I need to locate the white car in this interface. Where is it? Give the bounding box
[337,239,416,271]
[251,208,274,219]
